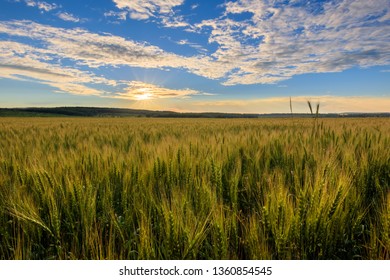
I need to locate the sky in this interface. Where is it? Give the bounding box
[0,0,389,113]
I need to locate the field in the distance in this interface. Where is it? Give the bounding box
[0,117,389,259]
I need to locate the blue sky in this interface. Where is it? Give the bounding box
[0,0,389,113]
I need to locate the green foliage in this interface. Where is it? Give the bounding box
[0,117,389,259]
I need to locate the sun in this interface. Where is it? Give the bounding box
[134,87,153,100]
[135,93,152,100]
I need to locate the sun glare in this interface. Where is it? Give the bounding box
[135,93,152,100]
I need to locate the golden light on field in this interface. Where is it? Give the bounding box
[0,118,388,260]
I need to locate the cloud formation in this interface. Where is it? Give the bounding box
[0,21,181,67]
[112,0,184,20]
[19,0,87,23]
[57,12,80,23]
[23,0,58,12]
[0,40,116,96]
[108,0,390,85]
[0,40,201,100]
[1,0,389,107]
[104,10,128,21]
[196,0,390,84]
[0,20,229,82]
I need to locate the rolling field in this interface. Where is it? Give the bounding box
[0,117,389,259]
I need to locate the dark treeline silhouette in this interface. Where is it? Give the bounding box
[0,107,389,118]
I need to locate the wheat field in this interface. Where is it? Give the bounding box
[0,117,388,259]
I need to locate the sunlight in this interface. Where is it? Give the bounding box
[135,93,152,100]
[134,87,153,100]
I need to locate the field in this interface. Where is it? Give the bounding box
[0,117,389,260]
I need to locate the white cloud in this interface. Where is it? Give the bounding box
[57,12,80,23]
[23,0,58,12]
[0,20,183,68]
[0,41,116,96]
[104,10,128,21]
[0,20,227,80]
[0,40,203,101]
[111,0,190,28]
[19,1,84,24]
[112,0,184,20]
[191,4,199,10]
[25,0,36,7]
[1,37,387,112]
[36,1,57,11]
[1,0,389,89]
[195,0,390,85]
[175,39,208,53]
[160,15,189,28]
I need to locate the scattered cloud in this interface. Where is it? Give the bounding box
[175,39,208,53]
[111,0,184,20]
[0,39,203,101]
[0,41,116,96]
[0,20,227,80]
[191,4,199,10]
[2,0,390,95]
[36,1,57,11]
[160,15,189,28]
[104,10,128,21]
[57,12,81,23]
[17,1,85,23]
[0,20,184,68]
[194,0,390,85]
[110,0,190,28]
[22,0,59,12]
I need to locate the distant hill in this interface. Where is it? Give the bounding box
[0,107,389,118]
[0,107,260,118]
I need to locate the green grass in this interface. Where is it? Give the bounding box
[0,117,389,259]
